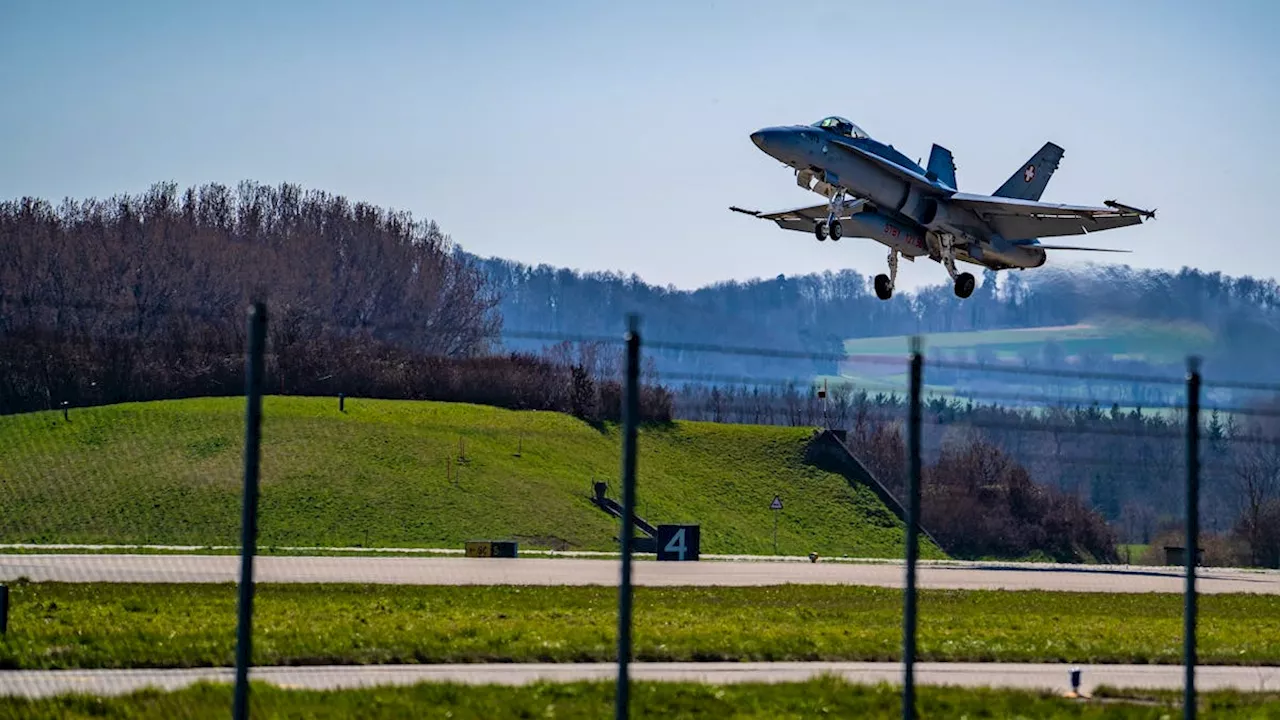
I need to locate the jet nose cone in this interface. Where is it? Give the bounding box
[751,127,793,153]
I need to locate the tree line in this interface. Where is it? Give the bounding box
[0,181,670,422]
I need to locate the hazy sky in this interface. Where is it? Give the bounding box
[3,0,1277,291]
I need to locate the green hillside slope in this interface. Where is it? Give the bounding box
[0,397,938,558]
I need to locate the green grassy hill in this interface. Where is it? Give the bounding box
[0,397,939,558]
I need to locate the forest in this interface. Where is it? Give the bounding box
[3,181,1278,565]
[0,181,669,421]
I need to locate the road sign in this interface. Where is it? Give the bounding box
[770,496,783,510]
[656,524,700,561]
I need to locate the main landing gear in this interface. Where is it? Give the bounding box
[874,249,898,300]
[938,233,975,299]
[814,218,844,241]
[813,191,856,241]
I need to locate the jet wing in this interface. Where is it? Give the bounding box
[948,193,1154,241]
[729,200,867,233]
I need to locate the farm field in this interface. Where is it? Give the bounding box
[827,317,1214,407]
[840,318,1213,362]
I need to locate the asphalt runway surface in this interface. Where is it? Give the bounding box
[4,662,1280,699]
[4,554,1280,593]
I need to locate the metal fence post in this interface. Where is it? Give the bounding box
[0,584,8,634]
[233,302,267,720]
[615,313,641,720]
[1184,356,1201,720]
[902,336,923,720]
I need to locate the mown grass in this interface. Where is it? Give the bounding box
[0,397,940,558]
[4,679,1278,719]
[3,582,1280,670]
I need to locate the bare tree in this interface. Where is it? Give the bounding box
[1230,427,1280,565]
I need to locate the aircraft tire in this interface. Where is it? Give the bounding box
[814,221,828,241]
[829,220,843,240]
[954,272,975,299]
[874,274,893,300]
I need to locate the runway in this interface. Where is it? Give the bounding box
[3,554,1280,593]
[4,662,1280,698]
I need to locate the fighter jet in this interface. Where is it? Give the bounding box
[730,116,1154,299]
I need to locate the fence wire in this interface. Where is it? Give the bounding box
[4,301,1280,720]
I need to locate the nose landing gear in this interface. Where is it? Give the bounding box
[814,190,859,242]
[813,219,844,241]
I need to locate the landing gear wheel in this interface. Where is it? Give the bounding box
[814,221,828,241]
[953,272,975,299]
[828,220,843,240]
[874,273,893,300]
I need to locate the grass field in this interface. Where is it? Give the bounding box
[3,582,1280,670]
[831,316,1212,405]
[0,397,938,558]
[9,679,1279,719]
[841,317,1213,363]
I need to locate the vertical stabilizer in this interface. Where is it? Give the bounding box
[926,144,957,189]
[993,142,1064,201]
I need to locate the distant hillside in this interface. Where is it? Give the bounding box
[474,253,1280,396]
[0,397,940,558]
[842,317,1214,363]
[836,316,1216,405]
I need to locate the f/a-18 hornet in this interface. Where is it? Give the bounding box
[731,116,1154,299]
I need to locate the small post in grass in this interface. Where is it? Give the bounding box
[339,392,345,413]
[770,495,783,555]
[0,584,9,634]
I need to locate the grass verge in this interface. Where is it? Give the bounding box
[3,583,1280,669]
[3,679,1278,719]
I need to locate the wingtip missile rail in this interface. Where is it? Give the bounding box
[1104,199,1156,220]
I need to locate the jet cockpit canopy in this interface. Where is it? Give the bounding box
[812,116,868,139]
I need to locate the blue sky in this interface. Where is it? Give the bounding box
[2,0,1277,291]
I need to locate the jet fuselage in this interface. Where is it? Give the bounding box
[749,124,1048,270]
